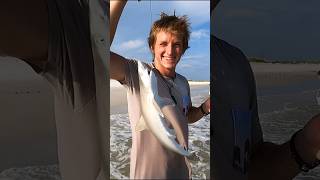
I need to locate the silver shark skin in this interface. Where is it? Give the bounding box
[138,61,191,156]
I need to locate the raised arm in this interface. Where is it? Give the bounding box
[110,0,128,81]
[110,0,127,45]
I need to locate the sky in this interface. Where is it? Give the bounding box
[111,1,210,81]
[213,0,320,62]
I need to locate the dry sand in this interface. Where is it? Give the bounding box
[110,80,127,114]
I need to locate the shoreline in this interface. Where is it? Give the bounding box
[250,63,320,88]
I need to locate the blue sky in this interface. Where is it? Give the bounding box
[111,1,210,81]
[213,0,320,62]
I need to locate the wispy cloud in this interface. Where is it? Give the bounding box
[182,54,207,60]
[191,29,209,40]
[137,46,150,54]
[178,63,193,68]
[119,39,145,50]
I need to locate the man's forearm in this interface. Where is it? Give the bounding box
[250,114,320,180]
[187,106,205,124]
[249,142,300,180]
[110,0,127,45]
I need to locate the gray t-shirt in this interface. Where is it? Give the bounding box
[121,60,192,179]
[211,35,263,180]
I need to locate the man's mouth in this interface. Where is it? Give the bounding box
[162,56,175,61]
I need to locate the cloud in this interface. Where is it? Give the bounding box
[178,63,193,68]
[119,39,145,50]
[191,29,209,39]
[137,46,150,54]
[182,54,207,60]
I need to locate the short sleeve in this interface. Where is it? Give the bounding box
[120,59,140,93]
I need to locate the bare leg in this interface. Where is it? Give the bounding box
[0,0,48,65]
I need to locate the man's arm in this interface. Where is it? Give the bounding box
[110,0,127,45]
[249,114,320,180]
[110,0,128,81]
[110,52,126,81]
[188,98,210,123]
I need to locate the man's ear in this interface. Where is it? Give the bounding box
[150,46,154,53]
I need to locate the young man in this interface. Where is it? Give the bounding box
[0,1,108,179]
[211,1,320,179]
[110,0,210,179]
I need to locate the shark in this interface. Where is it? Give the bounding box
[137,61,191,156]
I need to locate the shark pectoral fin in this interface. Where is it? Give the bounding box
[162,105,189,148]
[135,115,148,132]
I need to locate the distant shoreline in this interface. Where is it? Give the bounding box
[249,57,320,64]
[188,81,210,85]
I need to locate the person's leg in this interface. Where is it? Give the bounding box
[0,0,48,65]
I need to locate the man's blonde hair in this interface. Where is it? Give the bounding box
[148,12,191,55]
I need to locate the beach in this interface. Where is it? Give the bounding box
[1,59,320,179]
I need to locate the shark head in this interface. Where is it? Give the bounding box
[138,62,152,91]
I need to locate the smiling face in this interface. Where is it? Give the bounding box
[147,13,190,77]
[151,30,183,77]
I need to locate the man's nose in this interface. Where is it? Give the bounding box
[166,44,174,56]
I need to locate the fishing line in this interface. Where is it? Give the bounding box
[149,0,152,26]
